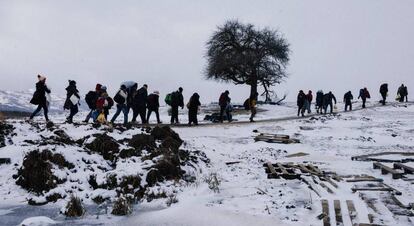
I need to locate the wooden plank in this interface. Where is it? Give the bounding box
[307,164,323,176]
[321,199,331,226]
[320,182,334,194]
[352,187,394,193]
[372,162,403,179]
[276,163,289,174]
[266,162,279,179]
[334,200,343,225]
[346,178,384,183]
[326,177,339,188]
[346,200,357,225]
[393,163,414,174]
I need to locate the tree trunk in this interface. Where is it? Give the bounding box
[250,79,258,99]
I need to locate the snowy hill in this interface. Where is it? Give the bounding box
[0,90,88,113]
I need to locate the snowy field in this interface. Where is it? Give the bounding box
[1,101,414,226]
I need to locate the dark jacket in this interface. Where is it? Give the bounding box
[316,91,324,106]
[323,93,337,106]
[30,81,51,105]
[171,91,184,107]
[219,93,230,107]
[398,85,408,97]
[147,94,160,110]
[133,87,148,108]
[64,82,80,109]
[380,84,388,94]
[344,92,353,104]
[188,93,201,112]
[358,89,370,100]
[297,92,306,107]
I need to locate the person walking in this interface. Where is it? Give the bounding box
[84,84,102,123]
[170,87,184,124]
[323,91,337,114]
[64,80,80,123]
[379,83,388,105]
[146,91,162,124]
[297,90,306,117]
[358,87,371,108]
[249,92,258,122]
[397,84,408,102]
[306,90,313,114]
[188,93,201,125]
[344,91,354,111]
[218,90,230,122]
[315,90,324,114]
[132,84,148,124]
[29,75,51,122]
[111,85,129,125]
[95,86,113,122]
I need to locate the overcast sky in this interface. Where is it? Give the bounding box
[0,0,413,102]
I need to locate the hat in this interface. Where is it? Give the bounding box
[37,74,46,82]
[96,83,102,91]
[153,91,160,95]
[101,86,107,91]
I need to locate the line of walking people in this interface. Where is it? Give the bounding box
[28,76,210,126]
[297,83,409,117]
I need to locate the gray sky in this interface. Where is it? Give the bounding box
[1,0,413,102]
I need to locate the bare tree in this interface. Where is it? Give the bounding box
[205,20,290,100]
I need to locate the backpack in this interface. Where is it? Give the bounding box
[85,91,97,109]
[165,93,172,106]
[114,91,125,104]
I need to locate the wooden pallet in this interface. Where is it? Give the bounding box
[264,162,301,180]
[393,163,414,174]
[373,162,403,179]
[351,152,414,163]
[255,133,300,144]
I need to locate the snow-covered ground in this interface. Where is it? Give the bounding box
[1,101,414,226]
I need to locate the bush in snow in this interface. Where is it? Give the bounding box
[0,121,14,148]
[151,126,183,145]
[63,195,85,217]
[85,133,120,162]
[128,134,156,151]
[15,150,60,195]
[111,196,132,216]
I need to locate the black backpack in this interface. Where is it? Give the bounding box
[85,91,97,109]
[114,91,125,104]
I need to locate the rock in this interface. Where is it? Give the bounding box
[85,133,120,162]
[128,134,156,151]
[46,193,64,203]
[0,158,11,165]
[53,129,75,145]
[146,153,183,186]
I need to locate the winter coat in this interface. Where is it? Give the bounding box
[96,93,114,111]
[323,93,337,106]
[30,81,51,106]
[358,89,370,100]
[188,94,201,112]
[219,93,230,107]
[316,92,324,107]
[147,94,160,110]
[344,92,353,104]
[133,87,148,108]
[85,91,100,110]
[297,92,306,107]
[306,93,313,103]
[380,84,388,94]
[398,86,408,97]
[171,91,184,107]
[64,83,80,109]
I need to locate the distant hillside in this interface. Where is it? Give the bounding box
[0,90,88,113]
